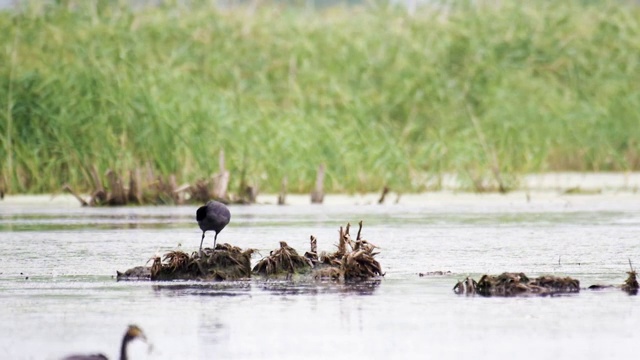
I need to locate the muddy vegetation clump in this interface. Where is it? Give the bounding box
[116,266,151,281]
[588,260,639,295]
[253,222,383,282]
[63,166,191,206]
[454,272,580,297]
[252,241,313,276]
[143,244,254,281]
[621,260,639,295]
[622,270,639,295]
[64,151,257,206]
[317,222,383,281]
[118,222,383,282]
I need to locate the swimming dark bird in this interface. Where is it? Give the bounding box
[196,200,231,252]
[62,324,147,360]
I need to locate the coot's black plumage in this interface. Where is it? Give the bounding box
[196,200,231,252]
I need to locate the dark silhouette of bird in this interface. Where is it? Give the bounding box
[62,324,147,360]
[196,200,231,253]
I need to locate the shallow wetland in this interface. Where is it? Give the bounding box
[1,191,640,359]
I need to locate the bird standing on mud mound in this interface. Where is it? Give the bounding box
[62,324,147,360]
[196,200,231,253]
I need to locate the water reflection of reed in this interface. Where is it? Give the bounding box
[259,280,381,296]
[150,279,380,297]
[151,282,251,297]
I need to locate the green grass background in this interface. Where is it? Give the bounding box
[1,0,639,194]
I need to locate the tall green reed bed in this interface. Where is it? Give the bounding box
[1,0,639,194]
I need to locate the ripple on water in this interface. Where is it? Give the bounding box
[0,198,639,359]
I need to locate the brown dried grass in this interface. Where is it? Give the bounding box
[253,241,313,276]
[148,244,254,281]
[456,272,580,297]
[253,221,384,282]
[315,221,383,282]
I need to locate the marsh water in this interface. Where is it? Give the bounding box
[1,193,639,360]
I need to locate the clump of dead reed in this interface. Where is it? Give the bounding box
[254,221,383,282]
[621,260,639,295]
[63,151,257,206]
[316,221,383,281]
[117,221,384,282]
[143,244,254,281]
[454,272,580,297]
[588,260,639,295]
[252,241,313,276]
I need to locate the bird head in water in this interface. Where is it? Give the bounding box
[62,324,149,360]
[125,325,146,342]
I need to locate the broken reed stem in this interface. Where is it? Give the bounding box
[243,185,258,204]
[311,164,325,204]
[278,176,287,205]
[356,220,363,240]
[62,184,88,206]
[337,226,347,255]
[106,169,126,205]
[310,235,317,254]
[67,163,252,207]
[378,185,389,204]
[128,168,141,204]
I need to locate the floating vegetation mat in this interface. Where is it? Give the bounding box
[252,241,313,276]
[454,268,640,297]
[454,273,580,297]
[622,270,639,294]
[588,264,639,295]
[117,243,254,281]
[253,221,384,282]
[116,266,151,281]
[117,221,383,282]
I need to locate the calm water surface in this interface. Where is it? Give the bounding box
[1,194,639,359]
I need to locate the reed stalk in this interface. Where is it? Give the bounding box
[0,0,638,194]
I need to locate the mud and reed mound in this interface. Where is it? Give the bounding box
[253,221,384,282]
[588,267,639,295]
[117,243,254,281]
[118,221,383,282]
[454,272,580,297]
[621,270,639,294]
[252,241,313,276]
[151,244,254,281]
